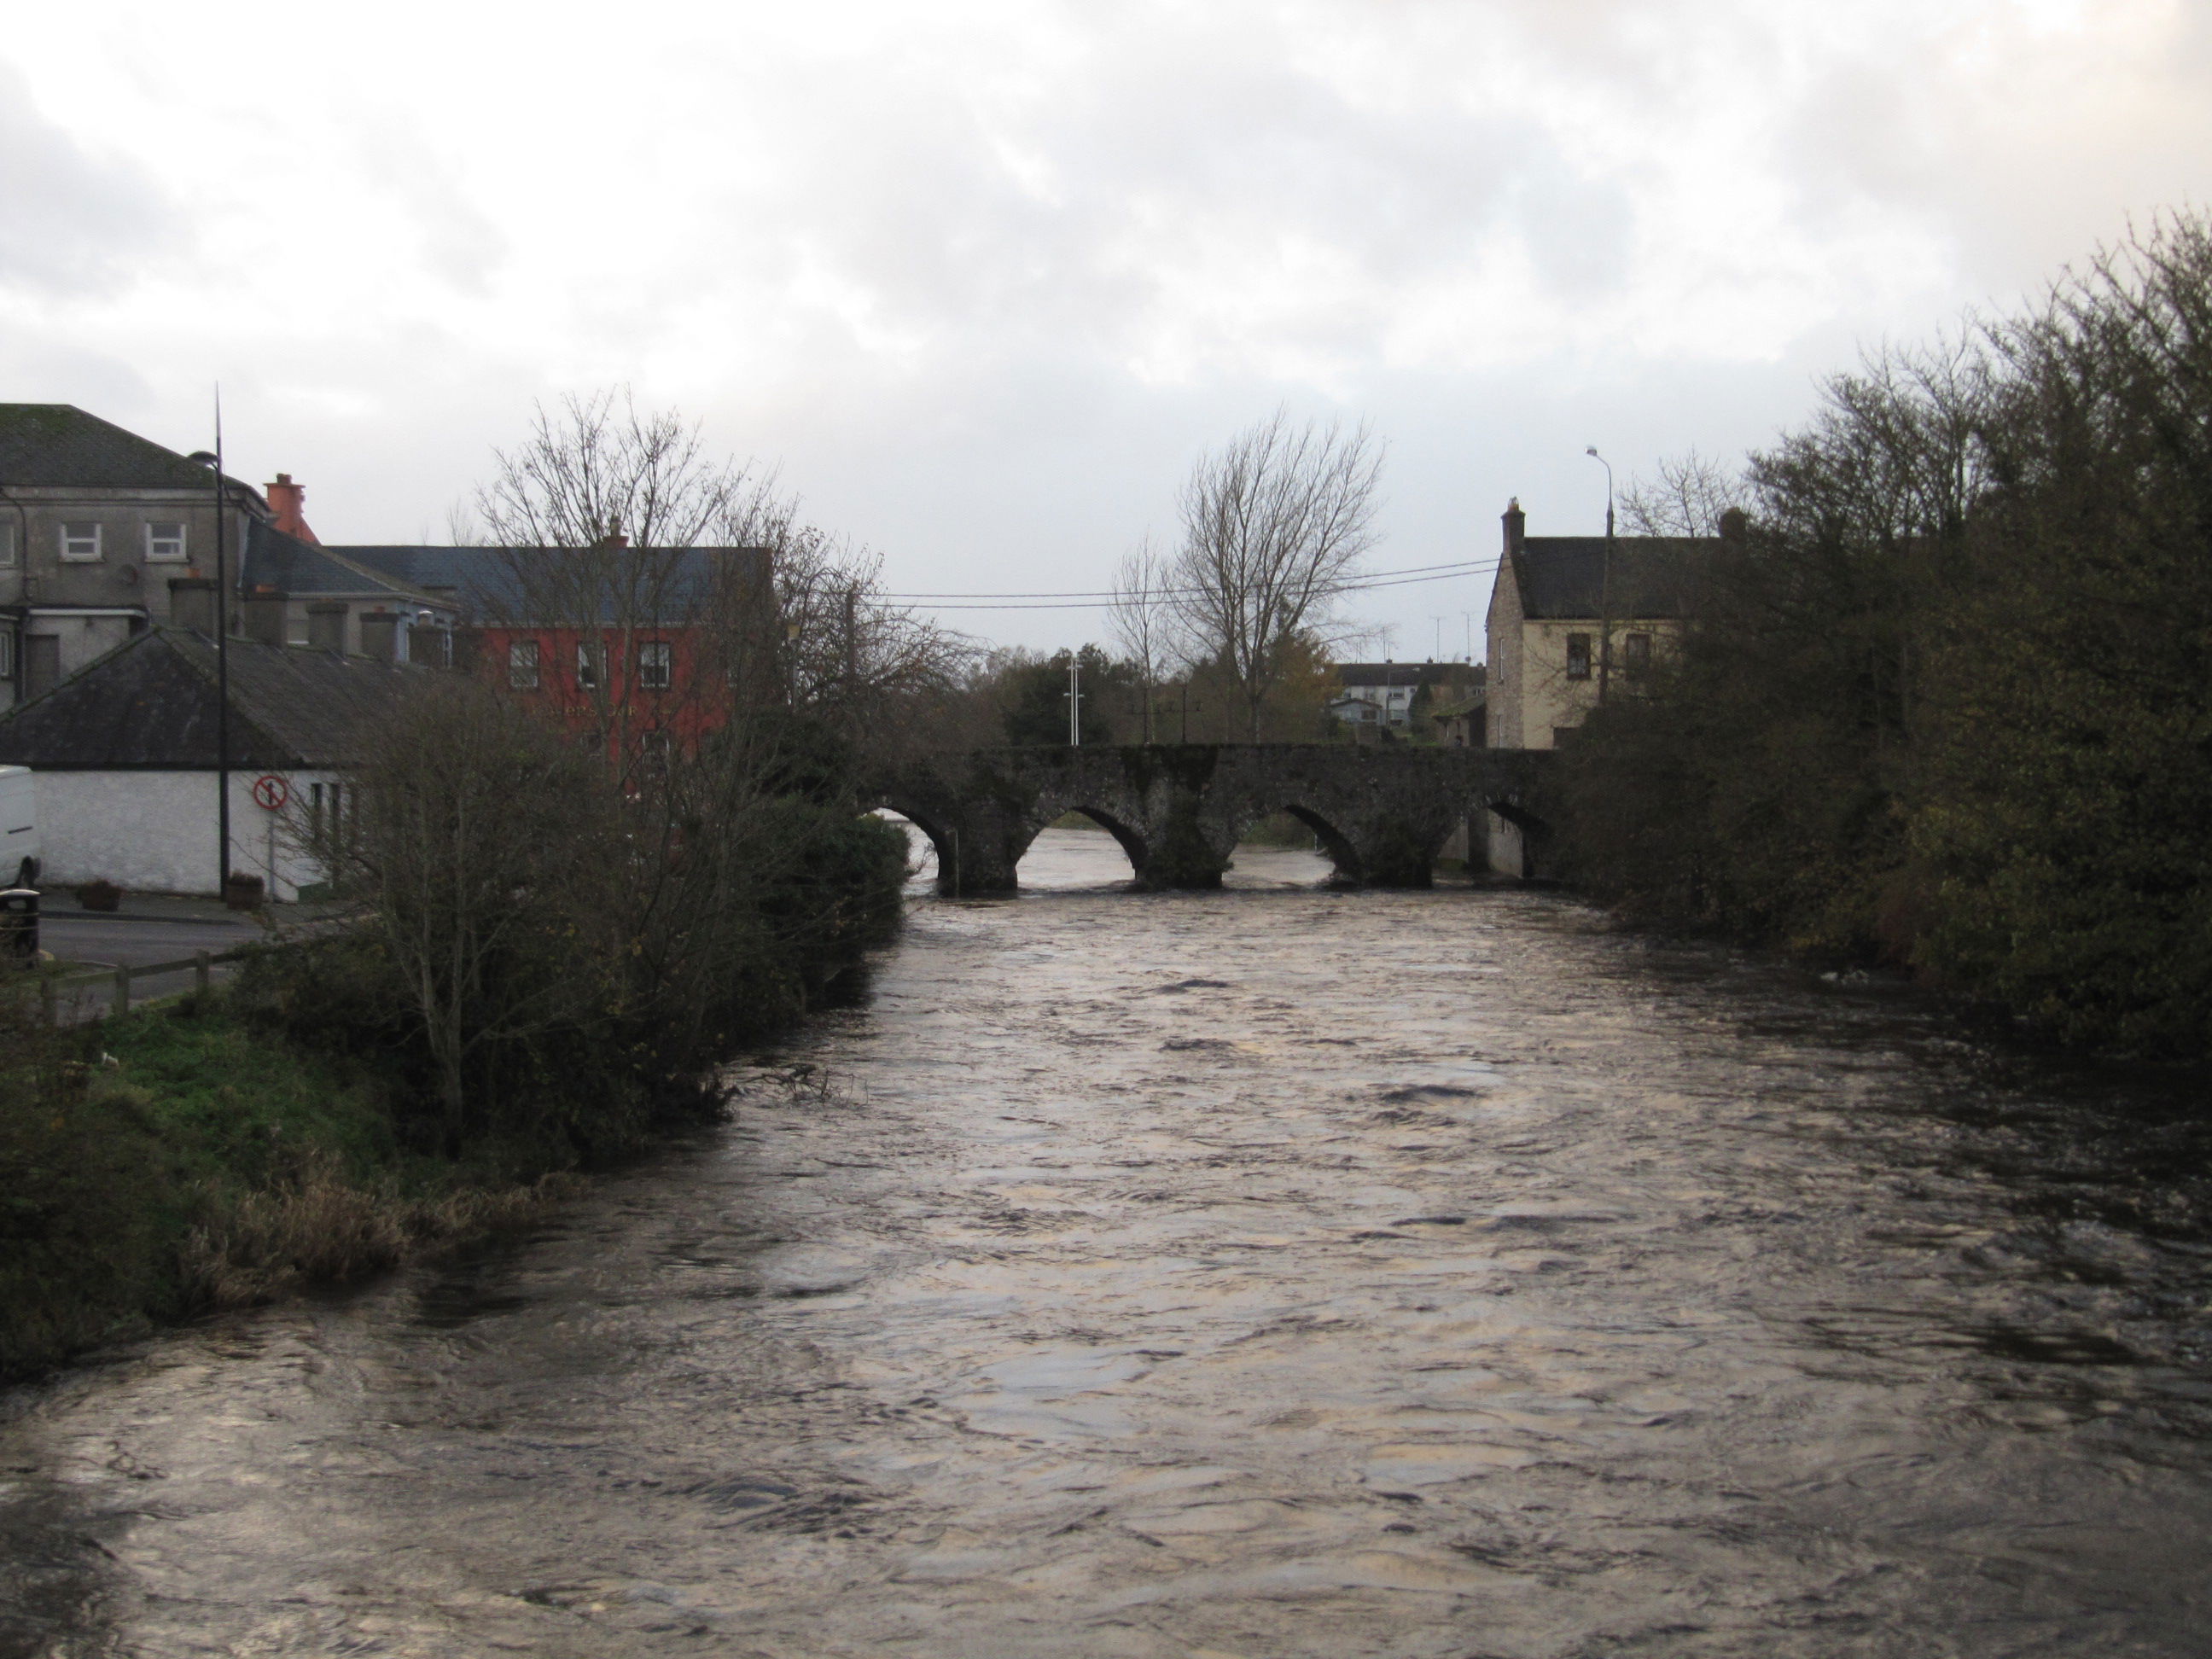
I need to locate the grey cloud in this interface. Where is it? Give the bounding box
[0,63,177,295]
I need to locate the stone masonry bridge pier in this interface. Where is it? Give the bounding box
[865,744,1552,894]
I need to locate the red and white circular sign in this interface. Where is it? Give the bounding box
[251,774,291,812]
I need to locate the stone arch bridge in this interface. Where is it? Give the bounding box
[864,744,1552,894]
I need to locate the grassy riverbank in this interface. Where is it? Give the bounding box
[0,987,573,1382]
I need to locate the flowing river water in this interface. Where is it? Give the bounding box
[6,828,2212,1657]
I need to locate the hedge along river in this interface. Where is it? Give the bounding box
[5,826,2212,1658]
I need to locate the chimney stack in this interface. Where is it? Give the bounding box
[1502,498,1526,556]
[167,577,217,636]
[358,611,399,663]
[243,590,288,646]
[265,473,321,544]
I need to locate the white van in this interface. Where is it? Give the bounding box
[0,766,38,888]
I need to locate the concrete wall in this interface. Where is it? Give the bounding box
[29,769,338,899]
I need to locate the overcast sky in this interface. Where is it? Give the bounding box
[5,0,2209,655]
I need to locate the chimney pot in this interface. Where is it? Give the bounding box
[265,473,321,544]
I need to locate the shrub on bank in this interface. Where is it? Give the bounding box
[1,690,911,1380]
[1552,212,2212,1053]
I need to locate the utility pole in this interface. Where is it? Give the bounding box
[1586,446,1615,707]
[190,397,234,891]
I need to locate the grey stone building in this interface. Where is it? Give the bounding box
[0,405,461,708]
[0,404,269,705]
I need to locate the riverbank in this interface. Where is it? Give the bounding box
[0,985,579,1383]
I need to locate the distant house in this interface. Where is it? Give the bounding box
[1481,497,1732,872]
[1484,498,1728,750]
[1329,661,1481,736]
[0,626,425,899]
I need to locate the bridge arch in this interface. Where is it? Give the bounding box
[1026,798,1152,880]
[864,797,965,891]
[1228,799,1363,884]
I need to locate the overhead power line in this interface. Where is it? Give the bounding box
[880,556,1502,611]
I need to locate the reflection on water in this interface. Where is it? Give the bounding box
[5,827,2212,1656]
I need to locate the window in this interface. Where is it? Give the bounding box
[60,522,102,562]
[509,638,540,690]
[0,521,15,569]
[1565,632,1592,680]
[576,641,602,690]
[637,640,672,691]
[1623,632,1652,680]
[145,521,187,562]
[0,630,12,680]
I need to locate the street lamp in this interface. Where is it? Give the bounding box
[187,436,233,892]
[1585,445,1615,707]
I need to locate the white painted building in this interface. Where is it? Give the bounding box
[0,626,420,900]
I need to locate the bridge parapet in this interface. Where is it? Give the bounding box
[864,744,1551,894]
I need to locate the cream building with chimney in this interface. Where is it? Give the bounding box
[1483,498,1733,872]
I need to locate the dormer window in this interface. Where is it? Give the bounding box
[60,522,102,562]
[145,521,187,562]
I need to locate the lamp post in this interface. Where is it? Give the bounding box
[1585,446,1615,707]
[188,422,233,893]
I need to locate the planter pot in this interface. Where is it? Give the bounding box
[78,880,122,913]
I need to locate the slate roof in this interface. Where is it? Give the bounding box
[1511,537,1703,620]
[239,519,449,605]
[0,627,425,770]
[325,544,771,626]
[0,404,250,493]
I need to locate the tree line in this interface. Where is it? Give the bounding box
[1554,212,2212,1055]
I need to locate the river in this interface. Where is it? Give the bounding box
[5,827,2212,1657]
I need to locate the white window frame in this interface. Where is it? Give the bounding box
[637,639,672,691]
[509,638,540,690]
[59,521,102,562]
[144,521,188,562]
[576,640,602,690]
[0,630,13,679]
[0,521,15,569]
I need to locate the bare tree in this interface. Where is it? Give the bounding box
[1619,447,1747,538]
[461,386,781,550]
[1109,535,1178,744]
[1169,410,1383,739]
[319,677,620,1141]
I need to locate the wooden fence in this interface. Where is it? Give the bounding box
[38,950,242,1024]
